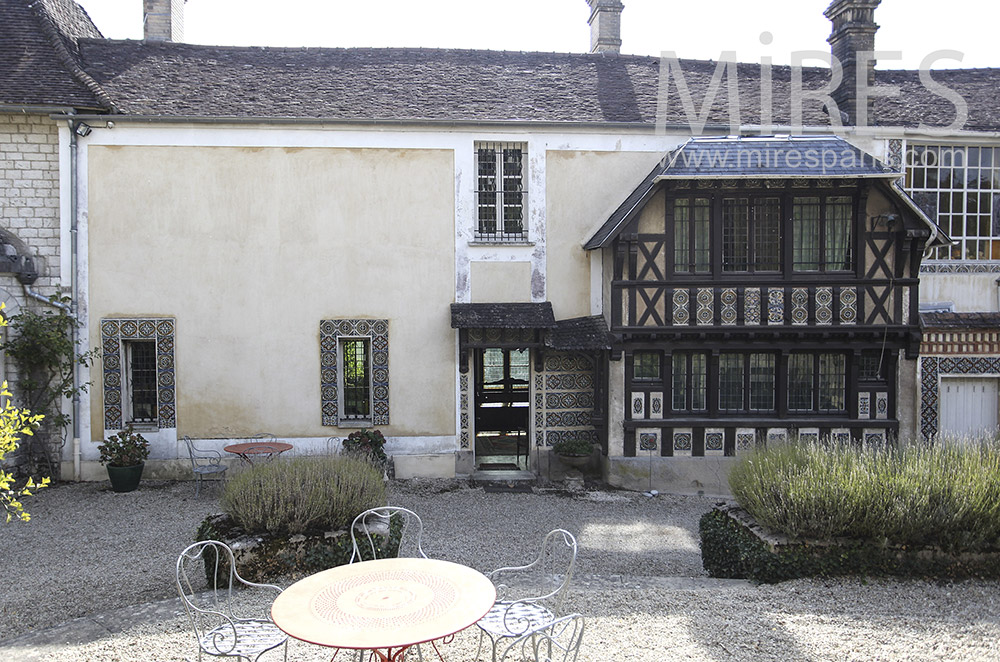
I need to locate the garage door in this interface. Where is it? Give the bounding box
[939,378,999,438]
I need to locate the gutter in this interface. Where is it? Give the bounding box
[69,118,82,482]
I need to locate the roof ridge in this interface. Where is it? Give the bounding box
[27,0,119,113]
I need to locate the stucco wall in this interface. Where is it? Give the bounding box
[87,145,456,441]
[920,274,1000,312]
[545,150,665,321]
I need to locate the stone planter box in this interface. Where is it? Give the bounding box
[196,513,401,584]
[700,503,1000,584]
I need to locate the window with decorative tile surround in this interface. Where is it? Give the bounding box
[320,319,389,427]
[101,318,176,430]
[905,145,1000,261]
[475,142,526,242]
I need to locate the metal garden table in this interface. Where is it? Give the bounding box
[271,557,496,662]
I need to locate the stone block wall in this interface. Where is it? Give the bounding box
[0,112,62,294]
[0,112,65,476]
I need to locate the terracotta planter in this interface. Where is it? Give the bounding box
[106,463,144,493]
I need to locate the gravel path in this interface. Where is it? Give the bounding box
[1,478,999,661]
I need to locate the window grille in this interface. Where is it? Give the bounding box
[905,145,1000,261]
[125,340,157,423]
[476,142,526,241]
[341,338,371,419]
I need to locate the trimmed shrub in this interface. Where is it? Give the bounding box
[700,506,1000,584]
[221,455,386,536]
[728,438,1000,553]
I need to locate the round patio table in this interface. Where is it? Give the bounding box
[223,441,292,465]
[271,557,496,662]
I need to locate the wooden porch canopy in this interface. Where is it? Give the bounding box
[451,303,557,372]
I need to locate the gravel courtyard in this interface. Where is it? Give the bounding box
[1,478,998,661]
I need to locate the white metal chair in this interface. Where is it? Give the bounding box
[497,613,585,662]
[476,529,578,662]
[349,507,429,661]
[184,436,228,497]
[176,540,288,662]
[350,506,428,563]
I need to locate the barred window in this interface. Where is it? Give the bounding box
[906,145,1000,261]
[476,142,526,241]
[341,338,371,419]
[125,340,157,423]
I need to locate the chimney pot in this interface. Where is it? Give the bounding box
[586,0,624,54]
[144,0,185,42]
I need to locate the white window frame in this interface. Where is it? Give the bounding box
[905,144,1000,261]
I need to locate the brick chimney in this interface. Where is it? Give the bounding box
[586,0,623,54]
[824,0,882,126]
[144,0,185,42]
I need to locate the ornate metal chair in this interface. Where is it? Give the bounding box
[176,540,288,662]
[184,436,228,497]
[497,613,585,662]
[476,529,578,662]
[350,506,428,562]
[349,507,429,661]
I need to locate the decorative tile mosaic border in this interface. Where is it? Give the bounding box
[831,428,852,443]
[816,287,833,325]
[542,351,597,449]
[638,428,659,452]
[705,428,724,456]
[721,288,738,326]
[672,289,690,325]
[460,374,470,449]
[745,288,761,325]
[875,391,888,420]
[839,287,857,324]
[767,289,784,325]
[864,428,887,446]
[766,428,787,444]
[920,262,1000,274]
[649,392,663,419]
[696,288,714,325]
[791,288,808,325]
[102,318,176,430]
[920,355,1000,438]
[798,427,820,443]
[673,428,693,457]
[736,428,756,454]
[320,319,389,426]
[858,392,871,419]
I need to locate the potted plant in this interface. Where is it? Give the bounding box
[552,436,594,469]
[98,424,150,492]
[342,428,388,469]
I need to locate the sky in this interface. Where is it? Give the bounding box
[74,0,997,70]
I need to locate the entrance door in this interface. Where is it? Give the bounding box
[940,378,999,438]
[475,348,530,469]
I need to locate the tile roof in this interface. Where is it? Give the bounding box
[656,135,897,179]
[70,41,1000,130]
[0,0,108,109]
[545,316,612,351]
[583,135,948,250]
[921,312,1000,329]
[450,303,556,329]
